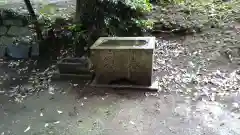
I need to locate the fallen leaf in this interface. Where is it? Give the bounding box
[53,121,60,124]
[48,87,55,95]
[129,121,135,125]
[44,123,49,127]
[24,126,30,132]
[232,102,239,108]
[57,110,63,114]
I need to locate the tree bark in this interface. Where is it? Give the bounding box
[74,0,82,22]
[23,0,43,41]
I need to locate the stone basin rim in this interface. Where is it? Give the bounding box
[90,37,155,50]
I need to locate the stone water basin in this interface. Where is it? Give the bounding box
[90,37,155,86]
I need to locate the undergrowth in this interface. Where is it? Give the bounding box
[38,0,153,57]
[151,0,240,34]
[13,0,240,57]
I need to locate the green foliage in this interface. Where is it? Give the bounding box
[70,0,153,55]
[79,0,152,35]
[157,0,185,5]
[152,0,240,34]
[39,4,58,21]
[126,0,153,12]
[38,0,153,57]
[38,2,72,21]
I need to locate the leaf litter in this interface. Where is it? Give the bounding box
[24,126,31,132]
[0,47,78,103]
[0,11,239,133]
[153,26,240,112]
[57,110,63,114]
[0,59,58,102]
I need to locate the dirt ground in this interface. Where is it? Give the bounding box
[1,26,240,134]
[1,0,240,135]
[1,81,240,135]
[2,82,239,135]
[1,0,76,18]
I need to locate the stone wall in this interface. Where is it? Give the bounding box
[0,9,38,58]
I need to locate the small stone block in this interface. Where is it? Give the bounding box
[3,20,23,26]
[7,26,32,36]
[31,43,39,56]
[0,26,8,35]
[57,57,91,74]
[0,46,6,57]
[0,36,14,46]
[52,70,93,81]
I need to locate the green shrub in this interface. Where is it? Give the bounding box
[71,0,153,56]
[38,0,153,57]
[78,0,152,35]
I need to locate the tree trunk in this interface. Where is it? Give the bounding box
[23,0,43,41]
[74,0,82,22]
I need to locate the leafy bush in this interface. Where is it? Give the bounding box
[156,0,185,5]
[78,0,152,35]
[71,0,153,56]
[37,0,154,57]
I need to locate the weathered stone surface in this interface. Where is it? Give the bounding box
[7,26,32,36]
[0,26,8,35]
[57,57,91,74]
[0,10,37,58]
[7,26,21,36]
[3,20,23,26]
[0,36,14,46]
[15,36,32,44]
[90,37,155,86]
[31,43,39,56]
[0,46,6,57]
[7,44,30,58]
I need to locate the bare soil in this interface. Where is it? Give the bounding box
[1,25,240,134]
[1,0,240,135]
